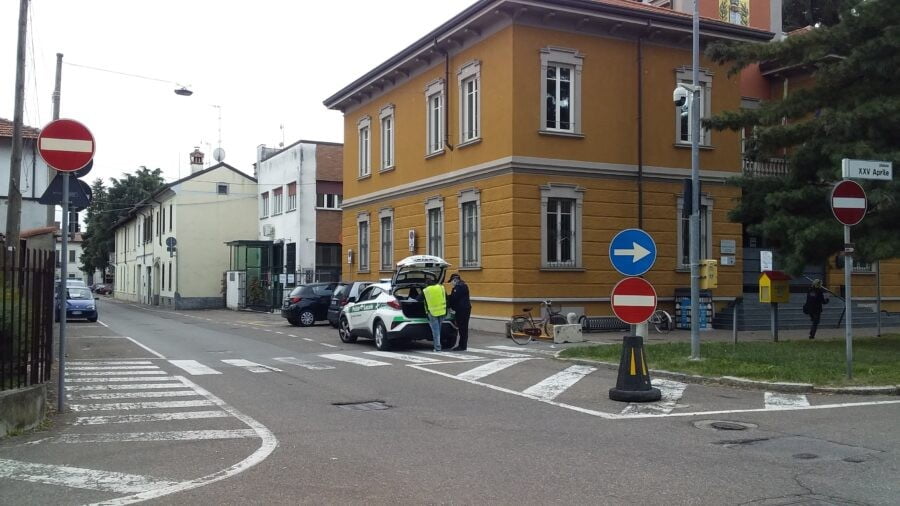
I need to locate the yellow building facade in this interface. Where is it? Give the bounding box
[325,0,773,332]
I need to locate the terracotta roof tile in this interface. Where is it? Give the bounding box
[0,118,40,139]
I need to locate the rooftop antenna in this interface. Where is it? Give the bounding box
[212,104,225,162]
[279,123,285,148]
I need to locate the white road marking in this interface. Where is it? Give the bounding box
[97,320,110,327]
[168,360,222,375]
[69,400,214,412]
[319,353,390,367]
[74,411,230,426]
[0,458,178,493]
[288,334,298,338]
[123,336,167,359]
[67,383,187,392]
[420,350,486,360]
[221,359,282,373]
[456,358,533,381]
[68,361,153,366]
[302,338,314,342]
[68,390,198,401]
[521,365,597,400]
[50,429,258,444]
[66,376,179,383]
[272,356,335,370]
[319,342,339,348]
[620,379,689,416]
[68,366,160,371]
[764,392,810,410]
[68,371,169,377]
[488,345,557,356]
[275,331,284,335]
[466,347,530,358]
[364,351,440,363]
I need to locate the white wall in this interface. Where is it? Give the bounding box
[0,139,52,233]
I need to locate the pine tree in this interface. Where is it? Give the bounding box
[705,0,900,274]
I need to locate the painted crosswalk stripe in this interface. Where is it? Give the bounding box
[50,429,258,443]
[319,342,339,348]
[456,358,532,381]
[68,361,154,366]
[764,392,810,410]
[168,359,222,375]
[68,370,169,376]
[521,365,597,400]
[221,359,283,373]
[74,410,230,425]
[488,345,557,356]
[69,400,214,412]
[68,365,160,371]
[319,353,390,367]
[67,390,198,401]
[620,379,688,416]
[466,347,531,358]
[0,458,178,493]
[66,376,179,383]
[419,351,486,360]
[272,356,335,370]
[364,351,440,363]
[67,383,187,392]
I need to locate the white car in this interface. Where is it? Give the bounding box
[338,255,458,351]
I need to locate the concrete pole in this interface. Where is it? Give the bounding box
[48,53,62,229]
[5,0,29,248]
[58,172,69,412]
[844,226,853,379]
[876,260,881,337]
[689,0,701,359]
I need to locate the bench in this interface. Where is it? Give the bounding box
[579,316,629,333]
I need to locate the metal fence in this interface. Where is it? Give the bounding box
[1,242,55,391]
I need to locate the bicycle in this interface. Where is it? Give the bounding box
[648,309,673,334]
[507,300,567,345]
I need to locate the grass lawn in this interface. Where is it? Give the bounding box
[559,335,900,386]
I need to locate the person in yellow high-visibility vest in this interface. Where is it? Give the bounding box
[423,279,448,352]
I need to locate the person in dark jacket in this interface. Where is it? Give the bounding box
[805,279,828,339]
[447,273,472,351]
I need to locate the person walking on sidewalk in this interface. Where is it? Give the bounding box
[804,279,828,339]
[423,278,448,352]
[447,273,471,351]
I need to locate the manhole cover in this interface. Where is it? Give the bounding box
[711,422,748,431]
[793,453,819,460]
[693,420,758,431]
[334,401,390,411]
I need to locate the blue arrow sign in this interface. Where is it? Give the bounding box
[609,228,657,276]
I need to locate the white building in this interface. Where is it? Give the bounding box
[0,118,52,247]
[55,232,97,282]
[112,151,258,308]
[255,140,343,291]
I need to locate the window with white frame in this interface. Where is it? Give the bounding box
[379,208,393,271]
[287,182,297,211]
[357,213,370,272]
[458,189,481,268]
[676,193,713,270]
[425,80,444,156]
[379,105,395,170]
[272,187,283,215]
[540,184,584,269]
[458,61,481,144]
[425,196,444,257]
[675,66,713,146]
[540,47,583,135]
[260,192,269,218]
[316,193,342,210]
[358,116,371,177]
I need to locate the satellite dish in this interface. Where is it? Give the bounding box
[213,147,226,162]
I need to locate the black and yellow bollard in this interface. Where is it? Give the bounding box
[608,335,661,402]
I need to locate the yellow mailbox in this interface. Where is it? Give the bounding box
[699,259,718,289]
[759,271,791,303]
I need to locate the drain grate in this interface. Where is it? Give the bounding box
[694,420,758,431]
[333,401,391,411]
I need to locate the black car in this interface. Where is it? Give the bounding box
[326,281,371,328]
[281,282,340,327]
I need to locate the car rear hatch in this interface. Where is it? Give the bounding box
[391,255,450,319]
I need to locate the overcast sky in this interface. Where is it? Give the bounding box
[1,0,475,186]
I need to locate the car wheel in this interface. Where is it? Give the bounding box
[299,310,316,327]
[339,317,357,343]
[287,317,301,326]
[374,321,391,351]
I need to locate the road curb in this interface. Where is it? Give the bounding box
[556,355,899,396]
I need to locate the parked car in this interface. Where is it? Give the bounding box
[326,281,371,328]
[92,284,112,295]
[338,255,457,350]
[281,282,341,327]
[57,286,99,322]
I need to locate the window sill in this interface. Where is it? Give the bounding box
[457,137,482,149]
[379,269,395,274]
[379,166,396,174]
[538,129,584,139]
[674,142,714,150]
[458,266,482,271]
[315,207,342,211]
[425,149,445,160]
[259,217,269,220]
[272,212,282,216]
[286,208,296,213]
[357,269,371,274]
[540,267,585,272]
[357,174,371,181]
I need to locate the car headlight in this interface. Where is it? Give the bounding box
[86,305,95,310]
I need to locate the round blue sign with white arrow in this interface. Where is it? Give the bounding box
[609,228,657,277]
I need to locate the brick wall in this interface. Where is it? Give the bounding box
[317,210,342,243]
[315,143,343,182]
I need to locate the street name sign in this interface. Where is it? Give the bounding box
[611,277,657,325]
[609,228,657,276]
[38,119,95,171]
[831,180,867,226]
[841,159,892,181]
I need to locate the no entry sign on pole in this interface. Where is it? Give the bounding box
[611,277,657,325]
[831,180,867,226]
[38,119,95,172]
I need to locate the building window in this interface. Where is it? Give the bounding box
[675,66,713,146]
[316,193,342,210]
[379,105,395,171]
[540,184,584,269]
[357,213,370,272]
[425,196,444,257]
[457,61,481,144]
[169,204,173,231]
[286,243,296,283]
[161,264,165,291]
[676,193,714,270]
[273,187,283,215]
[458,189,481,268]
[217,183,229,195]
[358,116,371,178]
[379,208,393,271]
[69,250,76,263]
[540,47,583,135]
[260,192,269,218]
[287,182,297,211]
[424,79,444,156]
[168,261,172,289]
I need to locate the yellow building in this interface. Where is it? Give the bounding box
[324,0,773,332]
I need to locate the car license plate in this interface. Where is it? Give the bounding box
[71,311,82,315]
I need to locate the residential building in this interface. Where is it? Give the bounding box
[112,152,257,308]
[0,118,53,249]
[325,0,776,332]
[255,140,343,293]
[54,232,97,283]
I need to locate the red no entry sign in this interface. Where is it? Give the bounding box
[831,180,867,226]
[38,119,95,172]
[611,277,657,325]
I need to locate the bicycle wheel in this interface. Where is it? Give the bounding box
[652,310,672,334]
[509,316,535,345]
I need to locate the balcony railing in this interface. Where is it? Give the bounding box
[742,157,789,178]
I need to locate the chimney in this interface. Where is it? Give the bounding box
[190,147,205,173]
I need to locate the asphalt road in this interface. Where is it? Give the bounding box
[2,299,899,505]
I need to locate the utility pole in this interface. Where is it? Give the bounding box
[689,0,701,359]
[5,0,29,249]
[49,53,63,231]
